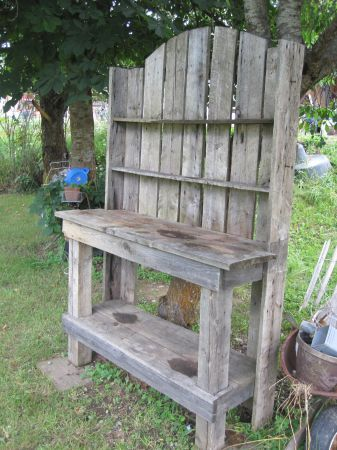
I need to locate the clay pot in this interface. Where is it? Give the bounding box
[64,186,81,202]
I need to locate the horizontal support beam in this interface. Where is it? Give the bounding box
[112,117,274,125]
[111,166,270,194]
[63,221,221,290]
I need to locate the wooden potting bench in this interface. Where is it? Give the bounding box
[56,27,304,449]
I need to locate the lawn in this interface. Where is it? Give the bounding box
[0,136,336,448]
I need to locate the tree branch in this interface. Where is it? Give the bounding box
[243,0,270,40]
[301,18,337,96]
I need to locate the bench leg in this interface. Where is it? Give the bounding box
[68,239,92,366]
[196,273,233,450]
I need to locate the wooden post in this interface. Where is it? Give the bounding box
[252,40,305,429]
[195,271,234,450]
[68,239,92,366]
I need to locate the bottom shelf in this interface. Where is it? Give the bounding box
[63,301,256,422]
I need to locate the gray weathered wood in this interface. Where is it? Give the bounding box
[202,27,237,232]
[103,67,128,302]
[301,240,331,310]
[196,271,234,449]
[158,31,188,221]
[180,27,210,226]
[120,68,144,304]
[56,209,274,271]
[247,48,278,359]
[139,44,165,217]
[62,300,255,422]
[68,239,92,366]
[112,166,270,193]
[252,39,305,429]
[226,32,268,238]
[62,220,221,290]
[112,117,274,125]
[315,245,337,305]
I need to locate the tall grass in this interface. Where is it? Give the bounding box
[0,110,42,191]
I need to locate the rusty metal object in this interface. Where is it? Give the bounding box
[281,329,337,399]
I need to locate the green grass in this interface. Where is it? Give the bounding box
[0,135,336,448]
[0,194,191,449]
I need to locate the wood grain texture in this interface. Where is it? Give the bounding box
[202,27,237,232]
[56,209,274,271]
[158,31,188,221]
[139,44,166,217]
[248,48,278,359]
[196,271,234,449]
[180,27,211,226]
[252,39,305,429]
[62,300,256,422]
[103,67,128,302]
[112,166,270,193]
[68,239,92,366]
[120,68,144,304]
[112,117,274,124]
[226,32,268,238]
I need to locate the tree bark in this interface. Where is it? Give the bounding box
[40,91,68,180]
[277,0,303,43]
[301,19,337,96]
[69,90,96,176]
[243,0,270,40]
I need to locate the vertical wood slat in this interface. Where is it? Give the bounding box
[196,274,234,449]
[120,68,144,303]
[138,44,166,217]
[179,27,211,226]
[103,68,128,301]
[226,33,268,238]
[252,40,305,429]
[157,32,188,221]
[68,239,92,366]
[202,27,238,232]
[247,48,278,358]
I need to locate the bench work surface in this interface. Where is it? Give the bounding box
[63,300,256,422]
[55,209,274,271]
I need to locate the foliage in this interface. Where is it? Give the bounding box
[0,110,42,190]
[0,0,233,110]
[299,102,337,142]
[301,0,337,46]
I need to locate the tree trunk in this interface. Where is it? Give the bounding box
[301,19,337,96]
[69,90,96,177]
[277,0,303,43]
[40,91,68,180]
[243,0,271,40]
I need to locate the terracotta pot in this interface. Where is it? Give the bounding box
[64,186,81,202]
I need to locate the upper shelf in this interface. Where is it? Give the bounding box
[55,209,274,271]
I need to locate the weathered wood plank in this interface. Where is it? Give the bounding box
[248,48,278,359]
[158,31,188,221]
[62,220,221,291]
[315,245,337,305]
[252,39,305,429]
[62,301,255,422]
[139,44,166,217]
[180,27,211,226]
[301,240,331,310]
[196,271,234,449]
[226,32,268,238]
[103,67,128,301]
[56,209,274,271]
[202,27,238,232]
[120,68,144,304]
[68,239,92,366]
[112,166,270,193]
[112,117,274,125]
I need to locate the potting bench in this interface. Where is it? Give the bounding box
[56,27,304,449]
